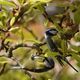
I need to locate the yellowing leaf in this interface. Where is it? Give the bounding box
[9,27,19,32]
[29,0,51,4]
[25,39,41,43]
[10,17,16,26]
[0,0,16,7]
[0,57,9,64]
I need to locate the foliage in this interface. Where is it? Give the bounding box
[0,0,80,80]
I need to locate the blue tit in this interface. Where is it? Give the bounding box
[44,28,58,52]
[45,28,78,72]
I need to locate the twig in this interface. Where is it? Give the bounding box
[0,33,10,52]
[10,57,32,79]
[8,42,46,58]
[0,63,7,75]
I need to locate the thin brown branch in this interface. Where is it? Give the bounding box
[0,63,7,75]
[0,33,10,52]
[8,42,46,58]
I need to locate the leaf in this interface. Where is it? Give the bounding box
[0,57,9,64]
[25,39,41,43]
[54,23,63,33]
[29,0,51,4]
[54,23,66,39]
[18,0,25,4]
[74,9,80,24]
[71,52,80,63]
[44,19,49,27]
[61,40,68,54]
[0,0,16,7]
[0,21,3,26]
[9,27,19,32]
[46,49,58,57]
[71,45,80,52]
[0,11,8,19]
[12,0,21,6]
[10,17,16,26]
[74,32,80,41]
[5,38,16,42]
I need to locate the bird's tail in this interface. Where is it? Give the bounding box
[56,55,78,72]
[63,57,78,72]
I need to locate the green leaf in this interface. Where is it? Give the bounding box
[46,49,58,57]
[0,11,8,19]
[25,39,41,43]
[0,0,16,7]
[10,17,16,26]
[61,40,68,54]
[0,57,9,64]
[74,9,80,24]
[54,23,63,33]
[36,4,45,13]
[9,27,20,33]
[29,0,51,4]
[18,0,25,4]
[54,23,66,39]
[74,32,80,41]
[71,52,80,63]
[0,21,3,26]
[71,45,80,52]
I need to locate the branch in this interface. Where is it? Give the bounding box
[0,33,10,52]
[0,63,7,75]
[8,42,46,58]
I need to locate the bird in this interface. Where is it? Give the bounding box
[44,28,58,52]
[44,28,78,72]
[30,54,55,73]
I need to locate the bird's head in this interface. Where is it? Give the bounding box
[45,28,58,37]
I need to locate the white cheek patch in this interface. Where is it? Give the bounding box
[44,34,48,39]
